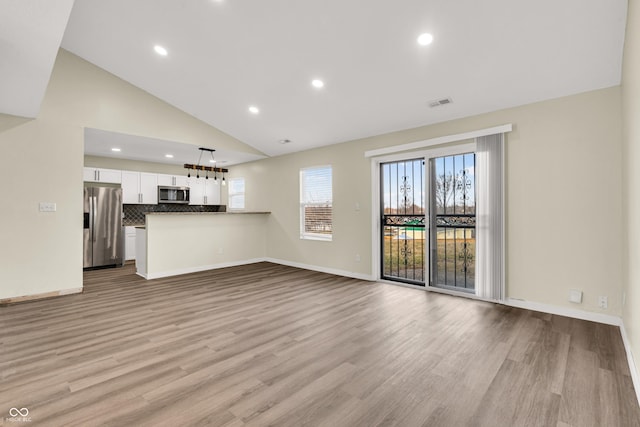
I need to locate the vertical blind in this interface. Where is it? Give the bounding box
[475,133,505,301]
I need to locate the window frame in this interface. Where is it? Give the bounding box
[300,165,333,241]
[228,177,245,211]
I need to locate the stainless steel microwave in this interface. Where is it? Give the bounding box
[158,186,190,204]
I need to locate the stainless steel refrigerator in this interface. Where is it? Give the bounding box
[83,186,124,269]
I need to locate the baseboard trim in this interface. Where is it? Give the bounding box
[504,298,621,326]
[0,287,83,305]
[145,258,267,280]
[143,257,375,282]
[264,258,375,282]
[619,321,640,407]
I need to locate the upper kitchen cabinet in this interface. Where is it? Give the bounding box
[122,171,158,204]
[188,179,204,205]
[189,179,220,206]
[205,180,221,205]
[83,167,122,184]
[157,174,189,187]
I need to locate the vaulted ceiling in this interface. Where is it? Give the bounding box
[1,0,628,158]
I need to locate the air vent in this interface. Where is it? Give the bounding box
[279,139,292,144]
[429,97,453,108]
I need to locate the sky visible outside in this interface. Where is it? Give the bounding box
[382,153,475,213]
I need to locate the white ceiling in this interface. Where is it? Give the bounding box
[1,0,629,161]
[0,0,74,118]
[84,128,266,167]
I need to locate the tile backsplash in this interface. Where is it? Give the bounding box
[123,204,226,225]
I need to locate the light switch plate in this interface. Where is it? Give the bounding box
[39,202,56,212]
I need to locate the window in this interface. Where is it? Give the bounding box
[300,165,332,240]
[228,177,245,210]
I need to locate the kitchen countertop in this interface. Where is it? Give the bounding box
[145,211,270,216]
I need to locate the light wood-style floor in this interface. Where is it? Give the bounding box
[1,262,639,426]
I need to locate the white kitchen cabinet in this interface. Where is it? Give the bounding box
[157,174,189,187]
[140,173,158,204]
[125,226,137,260]
[189,178,220,205]
[122,171,139,204]
[135,228,147,278]
[204,180,221,205]
[83,167,122,184]
[188,178,205,205]
[122,171,158,204]
[175,176,189,187]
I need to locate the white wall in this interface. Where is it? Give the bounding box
[0,119,84,298]
[0,49,260,300]
[229,141,373,278]
[622,0,640,381]
[232,86,623,316]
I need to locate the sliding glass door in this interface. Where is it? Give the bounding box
[380,159,425,285]
[380,152,476,291]
[429,153,476,292]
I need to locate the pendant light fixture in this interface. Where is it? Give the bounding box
[184,147,228,178]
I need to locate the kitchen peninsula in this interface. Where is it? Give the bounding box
[135,211,270,279]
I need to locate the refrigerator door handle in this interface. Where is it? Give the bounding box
[92,196,97,242]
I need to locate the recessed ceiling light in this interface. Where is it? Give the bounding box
[111,147,121,152]
[209,159,216,163]
[311,79,324,89]
[154,45,168,56]
[417,33,434,46]
[165,154,174,158]
[248,106,260,114]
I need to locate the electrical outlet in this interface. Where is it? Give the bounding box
[218,247,224,254]
[355,254,361,263]
[598,296,608,309]
[39,202,56,212]
[569,289,582,303]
